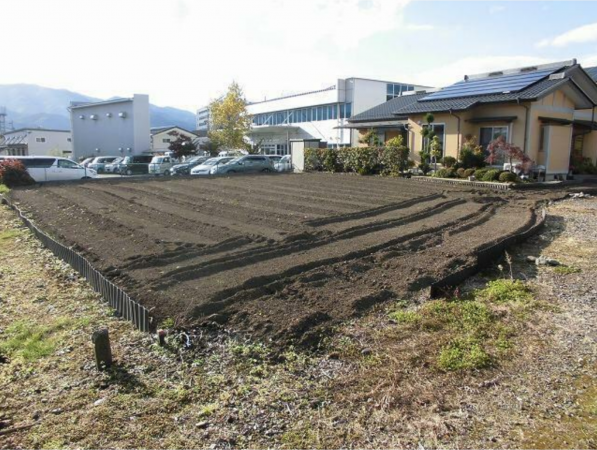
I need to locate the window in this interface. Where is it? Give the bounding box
[21,158,55,168]
[67,138,72,142]
[386,84,414,101]
[162,138,171,143]
[58,159,79,169]
[480,126,509,164]
[35,137,46,143]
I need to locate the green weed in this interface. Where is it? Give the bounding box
[475,279,533,303]
[0,184,9,195]
[0,318,74,361]
[553,265,581,275]
[438,337,491,371]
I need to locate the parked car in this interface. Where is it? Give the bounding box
[211,155,274,175]
[190,157,234,176]
[274,155,292,172]
[148,156,176,175]
[0,156,97,182]
[118,155,153,175]
[80,157,95,167]
[170,155,211,175]
[88,156,119,173]
[104,157,124,173]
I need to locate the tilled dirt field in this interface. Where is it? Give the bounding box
[9,173,548,345]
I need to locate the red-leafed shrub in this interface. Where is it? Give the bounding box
[0,159,35,187]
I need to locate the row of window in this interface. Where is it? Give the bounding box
[252,103,352,126]
[34,137,72,143]
[386,83,416,101]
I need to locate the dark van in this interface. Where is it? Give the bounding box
[118,155,153,175]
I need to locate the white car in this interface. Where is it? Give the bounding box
[0,156,97,182]
[104,157,124,173]
[274,155,292,172]
[88,156,119,173]
[190,157,234,176]
[148,156,176,175]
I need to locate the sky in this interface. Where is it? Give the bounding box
[2,0,597,113]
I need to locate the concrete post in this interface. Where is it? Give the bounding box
[92,329,112,371]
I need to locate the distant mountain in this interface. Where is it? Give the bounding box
[0,84,196,131]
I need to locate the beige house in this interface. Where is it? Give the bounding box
[347,60,597,179]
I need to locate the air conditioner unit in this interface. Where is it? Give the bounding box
[79,115,85,120]
[106,113,112,118]
[118,112,127,118]
[90,114,98,120]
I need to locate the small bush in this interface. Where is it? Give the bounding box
[482,169,500,182]
[0,160,35,188]
[322,149,340,173]
[473,168,489,180]
[464,168,476,178]
[456,168,466,178]
[388,310,420,324]
[0,184,9,195]
[434,168,456,179]
[499,171,518,183]
[442,156,457,168]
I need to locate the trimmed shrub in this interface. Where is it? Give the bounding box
[322,149,340,173]
[464,168,476,178]
[499,171,518,183]
[434,168,456,179]
[442,156,457,168]
[474,168,489,180]
[0,160,35,188]
[456,168,466,178]
[304,148,323,171]
[482,169,500,182]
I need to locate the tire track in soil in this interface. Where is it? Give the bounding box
[81,184,276,241]
[105,183,324,233]
[141,198,467,286]
[138,201,487,320]
[207,176,418,204]
[168,178,398,212]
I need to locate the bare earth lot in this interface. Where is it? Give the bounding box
[10,173,546,344]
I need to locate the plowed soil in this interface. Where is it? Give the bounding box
[10,174,547,345]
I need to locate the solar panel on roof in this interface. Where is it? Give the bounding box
[420,68,558,101]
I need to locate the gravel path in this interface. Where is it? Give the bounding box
[462,196,597,448]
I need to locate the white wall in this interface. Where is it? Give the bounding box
[151,127,198,153]
[248,85,341,114]
[2,129,72,156]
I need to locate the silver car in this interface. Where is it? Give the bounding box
[190,157,234,176]
[88,156,119,173]
[274,155,292,172]
[104,157,124,173]
[211,155,274,175]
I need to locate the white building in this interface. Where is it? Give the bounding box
[246,78,430,154]
[0,128,72,157]
[196,106,210,135]
[150,126,202,154]
[69,94,151,160]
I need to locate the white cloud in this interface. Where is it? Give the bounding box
[537,22,597,48]
[579,54,597,68]
[0,0,422,111]
[489,5,505,14]
[416,56,553,88]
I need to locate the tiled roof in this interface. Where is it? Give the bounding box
[585,66,597,82]
[349,93,427,122]
[392,78,568,115]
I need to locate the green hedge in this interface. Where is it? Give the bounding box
[305,147,413,176]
